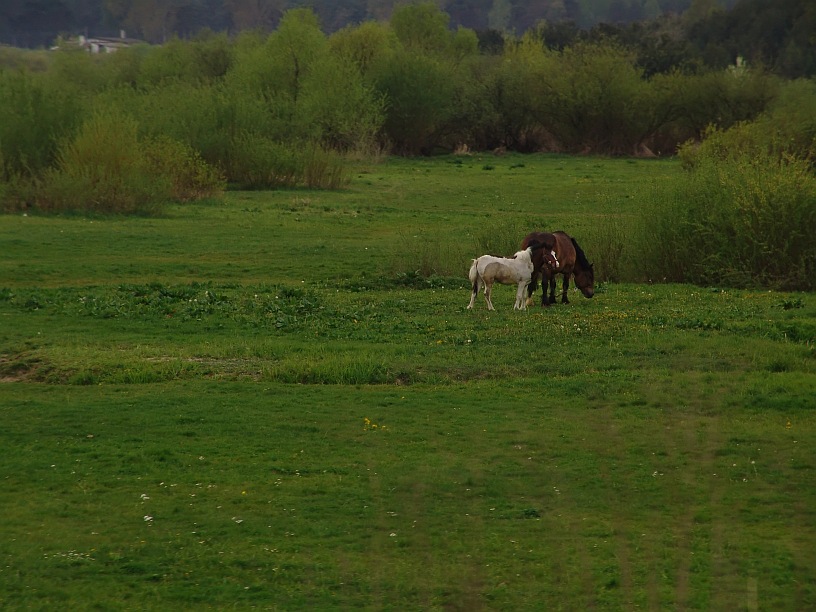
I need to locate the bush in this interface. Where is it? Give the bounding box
[679,78,816,168]
[544,42,651,154]
[493,38,655,154]
[30,113,224,215]
[143,136,225,202]
[96,83,229,163]
[636,151,816,290]
[225,134,348,190]
[34,114,167,215]
[135,33,233,87]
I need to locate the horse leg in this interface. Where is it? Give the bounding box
[467,277,479,309]
[484,282,495,311]
[528,270,539,299]
[517,280,530,310]
[547,274,557,305]
[562,273,571,304]
[540,271,551,307]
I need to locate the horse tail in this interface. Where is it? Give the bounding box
[468,259,479,290]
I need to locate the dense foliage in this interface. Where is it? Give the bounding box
[635,78,816,290]
[3,1,815,78]
[1,6,799,169]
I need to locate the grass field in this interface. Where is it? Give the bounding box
[1,154,814,610]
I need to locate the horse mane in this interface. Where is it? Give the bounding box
[571,238,592,270]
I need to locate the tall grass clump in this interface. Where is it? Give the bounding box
[388,230,470,280]
[636,151,816,290]
[584,217,627,282]
[471,219,539,257]
[387,220,542,285]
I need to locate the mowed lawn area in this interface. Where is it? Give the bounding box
[1,154,814,609]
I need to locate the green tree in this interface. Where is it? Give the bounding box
[390,2,452,55]
[329,20,397,76]
[135,31,232,86]
[0,70,84,179]
[370,48,457,154]
[492,34,556,150]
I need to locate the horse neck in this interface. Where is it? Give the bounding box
[573,261,592,288]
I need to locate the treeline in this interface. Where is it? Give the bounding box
[0,6,783,170]
[2,1,722,46]
[4,1,816,79]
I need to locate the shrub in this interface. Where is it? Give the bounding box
[97,81,266,179]
[135,33,232,87]
[30,113,224,214]
[492,35,559,151]
[143,136,225,202]
[544,42,651,154]
[637,151,816,290]
[34,114,167,215]
[329,21,397,76]
[679,78,816,168]
[225,134,347,190]
[668,69,779,144]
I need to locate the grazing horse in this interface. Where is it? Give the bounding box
[468,242,554,311]
[522,231,595,306]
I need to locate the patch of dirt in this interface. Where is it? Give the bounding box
[0,354,45,382]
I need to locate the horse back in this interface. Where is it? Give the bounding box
[482,261,520,284]
[552,232,577,271]
[523,231,574,273]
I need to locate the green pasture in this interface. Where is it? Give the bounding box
[1,155,814,609]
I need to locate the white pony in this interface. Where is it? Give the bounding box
[468,244,545,311]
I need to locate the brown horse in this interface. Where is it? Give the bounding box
[522,231,595,306]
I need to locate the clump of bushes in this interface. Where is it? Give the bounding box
[636,149,816,290]
[6,113,224,215]
[633,78,816,291]
[225,134,348,190]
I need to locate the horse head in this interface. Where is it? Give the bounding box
[575,262,595,298]
[525,240,559,268]
[522,232,559,270]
